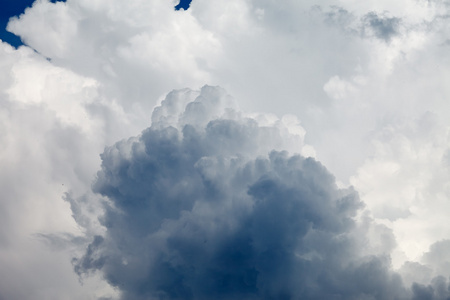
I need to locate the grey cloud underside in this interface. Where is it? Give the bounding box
[361,12,401,42]
[73,86,415,300]
[324,7,401,42]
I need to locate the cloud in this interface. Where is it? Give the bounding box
[395,241,450,299]
[2,0,450,299]
[399,239,450,300]
[6,0,448,182]
[361,12,401,42]
[0,40,119,300]
[351,112,450,264]
[71,86,412,299]
[6,0,221,119]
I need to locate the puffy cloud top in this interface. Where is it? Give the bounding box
[73,86,409,299]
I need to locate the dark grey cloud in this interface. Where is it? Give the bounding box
[69,86,418,299]
[361,12,401,42]
[412,276,450,300]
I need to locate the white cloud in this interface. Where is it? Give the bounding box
[351,112,450,264]
[0,41,118,299]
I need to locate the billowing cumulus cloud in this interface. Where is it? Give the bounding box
[72,86,409,299]
[1,0,450,299]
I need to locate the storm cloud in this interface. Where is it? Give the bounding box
[73,86,410,299]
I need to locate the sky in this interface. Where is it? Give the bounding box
[0,0,33,47]
[1,0,450,299]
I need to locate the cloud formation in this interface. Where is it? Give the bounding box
[72,86,411,299]
[1,0,450,299]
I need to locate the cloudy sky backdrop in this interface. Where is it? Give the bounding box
[1,0,450,299]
